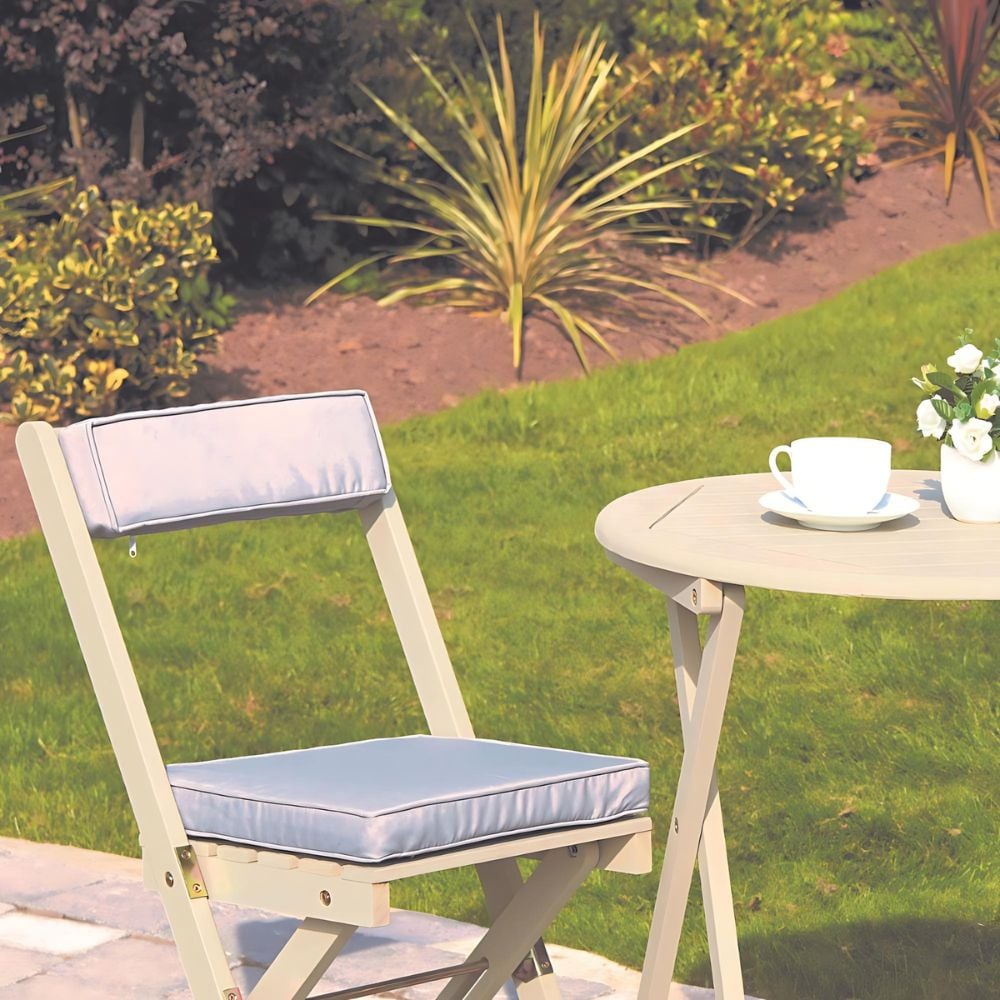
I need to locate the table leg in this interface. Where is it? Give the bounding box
[639,583,746,1000]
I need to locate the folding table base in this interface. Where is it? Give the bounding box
[633,574,751,1000]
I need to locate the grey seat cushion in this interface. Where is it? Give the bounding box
[167,735,649,864]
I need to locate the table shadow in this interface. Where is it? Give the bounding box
[684,915,999,1000]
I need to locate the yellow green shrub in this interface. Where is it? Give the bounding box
[608,0,870,249]
[0,187,234,424]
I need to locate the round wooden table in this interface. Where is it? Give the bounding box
[595,470,999,1000]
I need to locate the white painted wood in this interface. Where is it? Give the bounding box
[598,471,1000,1000]
[475,859,563,1000]
[16,422,241,1000]
[667,600,745,1000]
[299,857,346,878]
[217,844,258,864]
[596,828,653,874]
[638,587,745,1000]
[249,918,357,1000]
[19,414,654,1000]
[195,851,390,926]
[436,845,600,1000]
[258,849,299,870]
[335,817,652,883]
[596,471,1000,600]
[360,493,475,739]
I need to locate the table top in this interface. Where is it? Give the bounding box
[596,470,1000,601]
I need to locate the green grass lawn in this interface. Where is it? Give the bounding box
[2,232,998,999]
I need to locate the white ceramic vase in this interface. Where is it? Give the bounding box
[939,444,1000,523]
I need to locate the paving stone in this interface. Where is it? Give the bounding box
[47,935,189,995]
[546,942,640,997]
[0,944,62,988]
[299,940,483,998]
[419,934,644,1000]
[359,908,486,947]
[0,911,125,955]
[0,835,141,880]
[209,902,299,965]
[0,837,750,1000]
[31,874,171,937]
[0,971,148,1000]
[0,850,106,905]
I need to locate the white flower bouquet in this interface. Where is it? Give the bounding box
[912,332,1000,462]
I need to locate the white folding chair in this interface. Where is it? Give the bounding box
[16,390,652,1000]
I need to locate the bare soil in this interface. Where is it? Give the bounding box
[2,134,997,540]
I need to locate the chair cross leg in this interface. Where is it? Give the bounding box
[639,584,746,1000]
[438,844,600,1000]
[476,859,561,1000]
[249,917,357,1000]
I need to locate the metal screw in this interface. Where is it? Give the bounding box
[674,817,679,833]
[568,845,579,857]
[690,588,698,606]
[179,848,191,862]
[320,889,331,906]
[192,882,202,894]
[165,871,174,887]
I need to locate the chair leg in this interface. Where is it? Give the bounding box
[156,887,242,999]
[439,844,600,1000]
[476,860,562,1000]
[249,918,357,1000]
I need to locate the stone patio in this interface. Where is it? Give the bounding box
[0,836,757,999]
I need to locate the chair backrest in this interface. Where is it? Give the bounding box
[55,391,392,538]
[16,391,475,864]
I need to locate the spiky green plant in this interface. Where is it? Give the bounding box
[883,0,1000,226]
[308,14,735,373]
[0,126,70,235]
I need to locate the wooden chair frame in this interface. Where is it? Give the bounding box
[17,419,651,1000]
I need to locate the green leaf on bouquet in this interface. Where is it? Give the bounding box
[931,397,955,421]
[975,377,996,396]
[928,371,968,400]
[954,401,974,421]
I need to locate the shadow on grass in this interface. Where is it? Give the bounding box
[686,917,1000,1000]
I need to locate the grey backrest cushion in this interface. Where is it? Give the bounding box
[56,391,391,539]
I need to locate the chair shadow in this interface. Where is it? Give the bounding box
[685,916,1000,1000]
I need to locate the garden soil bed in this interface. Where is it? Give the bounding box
[1,142,997,541]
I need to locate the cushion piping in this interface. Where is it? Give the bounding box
[178,810,648,865]
[62,390,392,538]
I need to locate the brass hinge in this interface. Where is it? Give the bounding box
[176,844,209,899]
[513,939,553,982]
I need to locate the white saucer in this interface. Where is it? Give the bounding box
[759,491,920,532]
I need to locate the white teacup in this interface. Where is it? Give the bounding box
[768,437,891,515]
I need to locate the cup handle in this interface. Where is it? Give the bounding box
[768,444,795,495]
